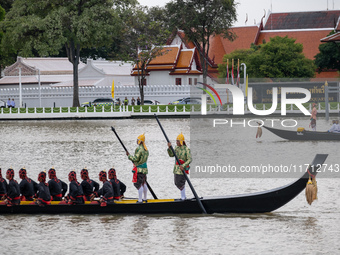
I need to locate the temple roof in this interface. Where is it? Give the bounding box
[263,10,340,30]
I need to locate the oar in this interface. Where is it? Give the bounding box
[154,114,207,214]
[110,126,158,200]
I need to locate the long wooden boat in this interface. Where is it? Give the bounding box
[262,126,340,141]
[0,154,327,215]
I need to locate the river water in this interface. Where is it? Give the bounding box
[0,117,339,255]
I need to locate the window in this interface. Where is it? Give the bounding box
[188,78,192,85]
[194,78,198,85]
[175,78,182,85]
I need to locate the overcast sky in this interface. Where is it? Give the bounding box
[138,0,339,27]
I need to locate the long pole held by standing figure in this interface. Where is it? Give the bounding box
[111,126,158,200]
[154,114,207,214]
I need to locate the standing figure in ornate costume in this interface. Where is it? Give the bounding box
[127,133,149,203]
[168,133,192,200]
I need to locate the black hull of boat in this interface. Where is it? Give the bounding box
[0,154,328,215]
[263,126,340,141]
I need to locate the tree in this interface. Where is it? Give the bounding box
[0,4,6,74]
[120,5,171,104]
[0,4,16,77]
[219,36,316,79]
[250,36,315,79]
[0,0,14,13]
[314,31,340,73]
[166,0,237,84]
[1,0,123,107]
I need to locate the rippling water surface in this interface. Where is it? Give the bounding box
[0,118,339,254]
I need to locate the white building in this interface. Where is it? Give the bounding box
[0,57,85,89]
[0,57,134,88]
[55,59,134,87]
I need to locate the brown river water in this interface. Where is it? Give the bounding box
[0,117,339,254]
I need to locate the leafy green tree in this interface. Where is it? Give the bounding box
[0,4,6,73]
[0,0,13,12]
[314,31,340,73]
[0,4,16,77]
[119,5,171,104]
[0,6,4,23]
[219,36,315,79]
[166,0,237,84]
[1,0,124,107]
[251,36,315,78]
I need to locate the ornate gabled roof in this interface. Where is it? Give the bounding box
[335,16,340,31]
[321,32,340,42]
[132,45,181,72]
[3,57,85,76]
[131,45,201,76]
[148,45,181,66]
[176,49,195,69]
[3,57,37,76]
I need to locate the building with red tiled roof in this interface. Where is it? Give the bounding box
[257,10,340,78]
[131,44,203,85]
[264,11,339,30]
[170,10,340,82]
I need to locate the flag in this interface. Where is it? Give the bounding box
[111,79,114,98]
[231,59,234,85]
[226,59,229,84]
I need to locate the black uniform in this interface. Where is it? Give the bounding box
[118,179,126,197]
[96,181,114,203]
[36,182,51,205]
[0,177,7,197]
[5,179,21,206]
[19,177,38,201]
[81,178,99,201]
[67,180,84,204]
[48,178,68,201]
[109,178,121,199]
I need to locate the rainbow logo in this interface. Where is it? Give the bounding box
[196,82,223,106]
